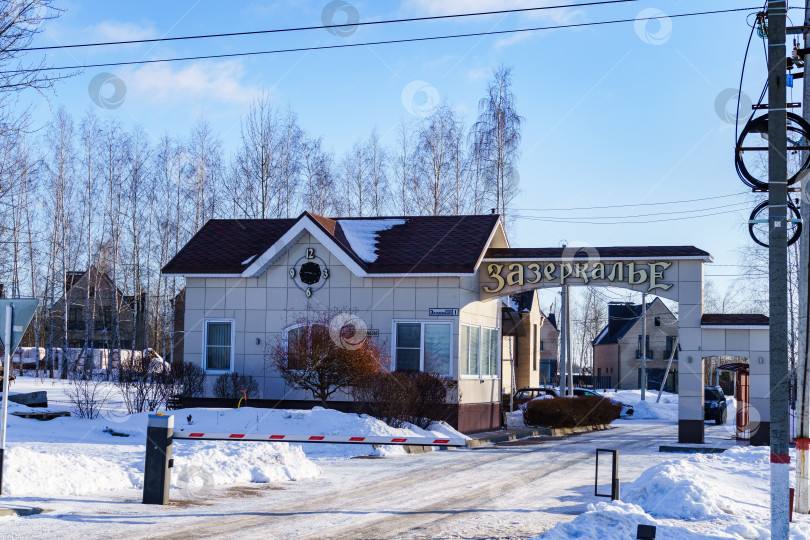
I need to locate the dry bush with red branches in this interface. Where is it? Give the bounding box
[266,309,387,406]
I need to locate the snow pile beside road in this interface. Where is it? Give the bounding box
[3,395,466,496]
[623,459,741,519]
[172,441,320,487]
[3,440,319,497]
[532,502,710,540]
[610,390,679,421]
[3,445,142,496]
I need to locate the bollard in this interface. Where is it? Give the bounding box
[595,448,620,501]
[142,413,173,505]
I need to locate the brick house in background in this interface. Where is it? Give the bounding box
[592,299,678,390]
[50,266,146,350]
[501,291,560,394]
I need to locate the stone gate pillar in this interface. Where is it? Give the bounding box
[677,260,705,443]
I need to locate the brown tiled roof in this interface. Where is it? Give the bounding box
[484,246,711,260]
[701,313,769,326]
[162,213,501,275]
[162,218,298,274]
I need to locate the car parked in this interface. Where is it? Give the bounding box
[572,388,635,417]
[704,385,728,425]
[513,387,559,401]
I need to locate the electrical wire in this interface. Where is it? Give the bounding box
[514,191,749,211]
[515,201,752,220]
[514,207,748,225]
[12,0,641,52]
[2,6,760,74]
[736,6,762,143]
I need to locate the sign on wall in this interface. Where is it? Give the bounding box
[429,308,459,316]
[482,261,673,294]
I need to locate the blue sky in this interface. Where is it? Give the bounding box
[18,0,775,291]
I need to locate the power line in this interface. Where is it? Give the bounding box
[514,201,752,220]
[13,0,640,52]
[3,7,759,74]
[515,191,750,211]
[514,207,749,225]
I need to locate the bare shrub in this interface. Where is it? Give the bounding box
[352,372,417,428]
[65,374,112,419]
[212,372,259,402]
[171,361,206,398]
[353,371,456,429]
[115,353,173,413]
[266,309,387,406]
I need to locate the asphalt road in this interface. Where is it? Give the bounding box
[143,421,677,540]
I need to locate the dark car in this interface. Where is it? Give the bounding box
[704,385,728,425]
[572,388,635,417]
[513,387,560,401]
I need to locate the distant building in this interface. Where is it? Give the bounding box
[592,299,678,390]
[50,266,145,350]
[501,291,560,394]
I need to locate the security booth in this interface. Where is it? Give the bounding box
[163,211,770,441]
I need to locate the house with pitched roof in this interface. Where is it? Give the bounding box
[592,299,678,390]
[162,212,509,432]
[501,291,559,393]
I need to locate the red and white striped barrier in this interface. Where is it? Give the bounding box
[172,430,468,447]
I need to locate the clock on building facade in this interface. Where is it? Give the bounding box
[288,247,329,297]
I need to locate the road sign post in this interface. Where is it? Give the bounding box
[0,299,39,496]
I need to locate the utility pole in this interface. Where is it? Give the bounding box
[794,0,810,515]
[566,284,573,395]
[559,287,567,396]
[767,1,790,537]
[641,292,647,401]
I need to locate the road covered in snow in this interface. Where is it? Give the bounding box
[2,378,810,539]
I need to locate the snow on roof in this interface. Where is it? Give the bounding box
[338,219,408,263]
[241,254,257,266]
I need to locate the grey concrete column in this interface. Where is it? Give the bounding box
[677,261,704,443]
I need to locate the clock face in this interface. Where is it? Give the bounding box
[299,262,322,285]
[289,248,329,296]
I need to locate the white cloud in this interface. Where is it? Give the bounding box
[402,0,583,28]
[121,61,258,107]
[89,20,158,42]
[44,19,158,48]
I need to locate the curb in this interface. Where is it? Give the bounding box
[467,424,613,447]
[659,445,727,454]
[466,428,547,447]
[0,507,50,517]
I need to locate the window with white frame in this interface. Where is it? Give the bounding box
[461,324,499,377]
[394,321,451,375]
[203,319,235,372]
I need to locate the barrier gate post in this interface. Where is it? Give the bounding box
[143,414,173,505]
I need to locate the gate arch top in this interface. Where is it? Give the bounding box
[478,246,712,303]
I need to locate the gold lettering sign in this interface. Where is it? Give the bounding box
[482,261,674,293]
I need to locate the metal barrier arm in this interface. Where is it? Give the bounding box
[144,414,469,505]
[172,430,468,447]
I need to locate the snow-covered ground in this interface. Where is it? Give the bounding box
[536,446,810,539]
[2,377,804,539]
[1,376,466,499]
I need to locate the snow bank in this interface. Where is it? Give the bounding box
[623,459,741,519]
[608,390,679,421]
[2,441,319,497]
[172,441,320,488]
[532,501,710,540]
[3,445,142,496]
[2,396,466,496]
[338,219,407,263]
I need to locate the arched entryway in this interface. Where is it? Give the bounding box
[475,245,769,444]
